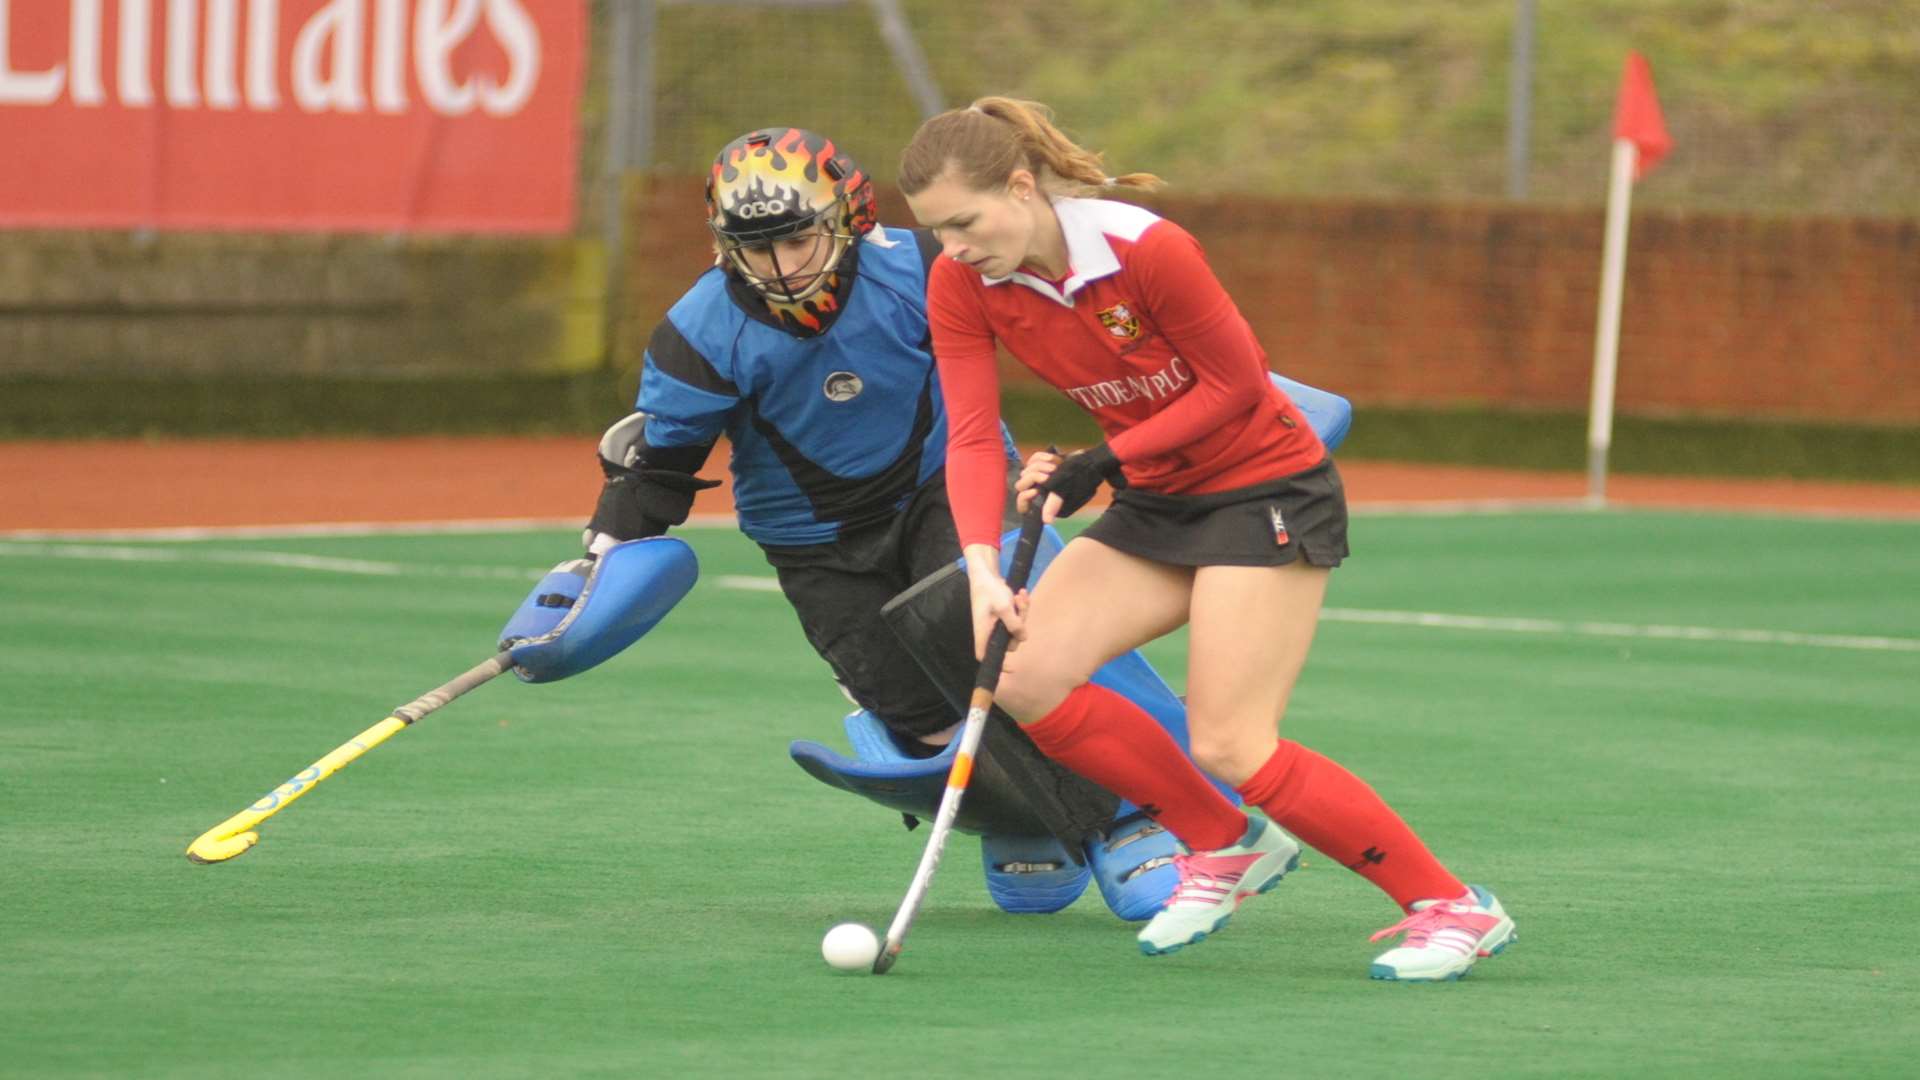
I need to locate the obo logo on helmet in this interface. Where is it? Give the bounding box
[733,199,791,219]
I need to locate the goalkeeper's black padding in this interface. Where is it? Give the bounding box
[969,716,1117,860]
[880,560,1121,852]
[588,467,670,540]
[588,459,723,540]
[588,411,723,540]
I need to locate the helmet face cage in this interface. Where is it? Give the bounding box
[726,224,840,305]
[706,129,877,306]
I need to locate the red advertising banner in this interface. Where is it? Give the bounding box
[0,0,583,233]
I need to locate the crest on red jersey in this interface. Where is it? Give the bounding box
[1097,302,1141,341]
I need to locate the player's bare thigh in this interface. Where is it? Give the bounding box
[1184,561,1331,786]
[994,536,1192,721]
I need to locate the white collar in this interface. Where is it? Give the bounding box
[981,197,1131,306]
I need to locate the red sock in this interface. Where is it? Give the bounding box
[1236,740,1465,910]
[1023,684,1246,852]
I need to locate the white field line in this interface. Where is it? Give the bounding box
[1353,497,1920,522]
[1353,497,1600,515]
[0,515,738,542]
[6,542,1915,655]
[0,542,541,581]
[1316,607,1920,654]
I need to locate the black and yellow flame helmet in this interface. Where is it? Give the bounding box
[706,128,877,317]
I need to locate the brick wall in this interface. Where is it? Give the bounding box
[624,177,1919,424]
[7,178,1911,426]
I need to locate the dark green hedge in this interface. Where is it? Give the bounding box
[5,375,1916,483]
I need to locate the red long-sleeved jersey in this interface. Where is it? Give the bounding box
[930,197,1325,548]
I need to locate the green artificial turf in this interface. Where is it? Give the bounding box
[1,511,1915,1078]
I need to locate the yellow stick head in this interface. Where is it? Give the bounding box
[185,829,259,864]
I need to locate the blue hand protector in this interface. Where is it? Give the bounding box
[499,559,593,652]
[497,536,698,684]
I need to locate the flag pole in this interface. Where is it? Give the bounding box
[1586,137,1640,507]
[1588,50,1670,508]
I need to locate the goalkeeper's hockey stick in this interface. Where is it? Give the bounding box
[185,652,513,864]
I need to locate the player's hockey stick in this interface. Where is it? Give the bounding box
[184,652,514,864]
[873,495,1049,973]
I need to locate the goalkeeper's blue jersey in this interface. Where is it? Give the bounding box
[636,226,1011,547]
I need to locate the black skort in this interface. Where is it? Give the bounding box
[1078,457,1350,568]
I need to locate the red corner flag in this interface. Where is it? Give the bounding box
[1612,51,1672,179]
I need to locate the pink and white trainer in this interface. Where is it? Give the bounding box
[1368,884,1516,982]
[1136,816,1300,956]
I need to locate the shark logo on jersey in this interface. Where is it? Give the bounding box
[823,371,864,402]
[1097,302,1141,341]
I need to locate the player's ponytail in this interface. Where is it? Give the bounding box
[899,96,1163,198]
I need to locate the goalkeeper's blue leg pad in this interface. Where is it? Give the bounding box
[791,711,1101,839]
[1270,371,1353,451]
[789,711,951,828]
[1086,812,1182,922]
[1079,648,1229,920]
[981,832,1092,915]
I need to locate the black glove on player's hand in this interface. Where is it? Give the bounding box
[1041,443,1124,518]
